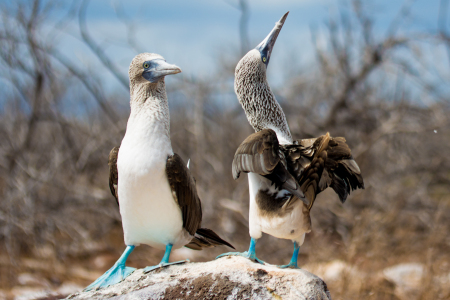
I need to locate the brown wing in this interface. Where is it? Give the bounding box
[282,133,364,210]
[232,129,280,179]
[108,147,119,205]
[166,153,202,236]
[233,129,306,202]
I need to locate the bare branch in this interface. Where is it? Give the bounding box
[78,0,129,90]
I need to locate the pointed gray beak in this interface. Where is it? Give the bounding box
[143,59,181,83]
[255,11,289,66]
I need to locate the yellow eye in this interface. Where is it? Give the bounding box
[263,57,267,63]
[143,63,149,68]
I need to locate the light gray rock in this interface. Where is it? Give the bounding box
[67,256,332,300]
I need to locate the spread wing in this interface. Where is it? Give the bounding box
[282,133,364,210]
[232,129,306,202]
[166,153,202,236]
[108,147,119,205]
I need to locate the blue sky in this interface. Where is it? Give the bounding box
[0,0,445,103]
[47,0,443,89]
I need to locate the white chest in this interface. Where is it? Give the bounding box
[116,116,190,249]
[248,173,309,244]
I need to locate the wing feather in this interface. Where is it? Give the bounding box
[232,129,280,179]
[282,133,364,210]
[108,147,119,205]
[166,153,202,236]
[233,129,306,202]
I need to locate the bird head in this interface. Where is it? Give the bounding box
[128,53,181,86]
[236,12,289,78]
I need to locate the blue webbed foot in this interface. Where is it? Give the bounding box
[85,264,136,291]
[216,238,265,264]
[143,259,190,273]
[84,245,135,292]
[216,251,265,264]
[277,241,301,270]
[143,244,189,274]
[277,261,299,269]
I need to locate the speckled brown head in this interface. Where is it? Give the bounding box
[128,53,181,87]
[234,12,293,144]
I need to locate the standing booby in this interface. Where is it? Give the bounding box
[217,12,364,268]
[85,53,234,291]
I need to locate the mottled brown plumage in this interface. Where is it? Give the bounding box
[165,154,234,249]
[284,133,364,210]
[232,129,280,178]
[233,129,364,212]
[233,130,305,202]
[235,50,293,144]
[185,228,235,250]
[108,147,119,205]
[165,153,202,236]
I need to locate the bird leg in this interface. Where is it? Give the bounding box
[143,244,189,273]
[84,245,136,291]
[278,241,300,269]
[216,237,265,264]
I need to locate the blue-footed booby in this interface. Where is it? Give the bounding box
[85,53,234,291]
[217,12,364,268]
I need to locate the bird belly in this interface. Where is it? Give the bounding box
[117,134,191,250]
[258,200,309,242]
[248,173,310,243]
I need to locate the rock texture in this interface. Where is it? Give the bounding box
[66,256,332,300]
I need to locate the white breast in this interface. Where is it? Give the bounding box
[248,172,309,245]
[117,115,191,250]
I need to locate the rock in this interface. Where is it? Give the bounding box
[66,256,332,300]
[383,263,424,287]
[11,287,53,300]
[303,260,365,295]
[17,273,51,287]
[9,282,83,300]
[304,260,361,283]
[57,283,84,296]
[382,263,424,300]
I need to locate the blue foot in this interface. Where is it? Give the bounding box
[216,251,265,264]
[277,261,299,269]
[216,238,265,264]
[277,241,301,269]
[84,245,136,291]
[143,244,188,274]
[143,259,189,273]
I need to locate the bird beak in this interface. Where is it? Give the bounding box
[143,59,182,83]
[255,11,289,66]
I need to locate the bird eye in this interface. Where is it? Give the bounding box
[143,62,149,68]
[262,57,267,63]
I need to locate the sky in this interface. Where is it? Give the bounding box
[0,0,445,103]
[45,0,443,91]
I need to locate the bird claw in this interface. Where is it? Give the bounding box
[143,259,189,273]
[216,251,265,265]
[277,262,299,269]
[84,264,135,292]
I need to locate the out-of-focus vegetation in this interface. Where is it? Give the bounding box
[0,0,449,299]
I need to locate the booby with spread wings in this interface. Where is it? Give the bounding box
[85,53,233,291]
[217,13,364,268]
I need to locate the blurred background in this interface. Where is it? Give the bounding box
[0,0,449,299]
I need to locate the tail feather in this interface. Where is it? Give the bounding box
[284,133,364,210]
[185,228,235,251]
[326,138,364,203]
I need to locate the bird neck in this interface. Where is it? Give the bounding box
[235,64,292,144]
[128,80,171,139]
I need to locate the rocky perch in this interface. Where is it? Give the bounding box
[66,256,332,300]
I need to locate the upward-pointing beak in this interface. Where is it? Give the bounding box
[143,59,182,83]
[255,11,289,66]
